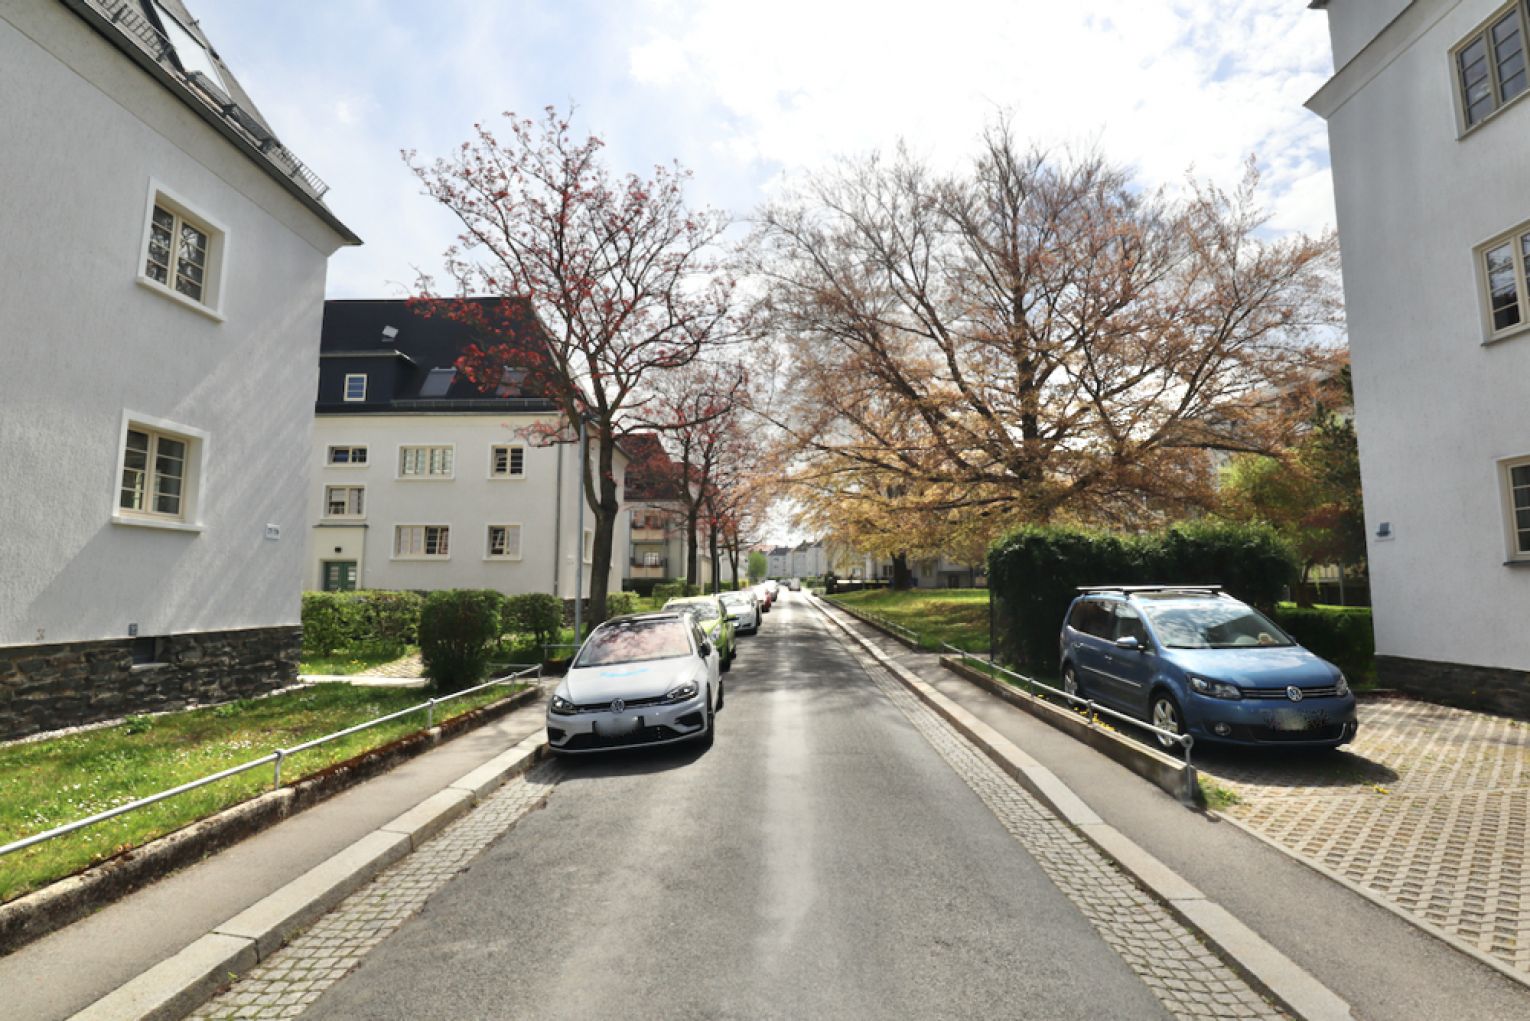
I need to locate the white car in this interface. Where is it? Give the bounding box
[720,590,760,634]
[546,613,722,754]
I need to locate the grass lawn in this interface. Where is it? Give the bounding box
[828,589,992,652]
[300,643,414,676]
[0,680,523,903]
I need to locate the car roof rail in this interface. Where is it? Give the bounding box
[1076,584,1223,594]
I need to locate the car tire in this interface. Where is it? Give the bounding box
[716,680,725,711]
[698,696,715,749]
[1149,690,1184,750]
[721,651,732,673]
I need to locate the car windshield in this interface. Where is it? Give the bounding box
[574,619,693,667]
[1138,600,1294,649]
[721,594,749,607]
[666,600,720,622]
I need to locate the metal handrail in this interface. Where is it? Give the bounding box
[0,665,541,859]
[822,597,920,644]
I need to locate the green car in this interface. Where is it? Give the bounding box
[663,595,737,672]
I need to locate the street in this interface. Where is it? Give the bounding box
[195,595,1285,1021]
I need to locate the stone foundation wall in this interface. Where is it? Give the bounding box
[1376,654,1530,720]
[0,626,301,741]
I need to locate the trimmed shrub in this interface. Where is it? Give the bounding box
[361,590,423,647]
[300,592,367,656]
[988,522,1299,671]
[653,581,699,602]
[605,591,639,616]
[1273,605,1375,683]
[419,590,504,692]
[502,593,564,649]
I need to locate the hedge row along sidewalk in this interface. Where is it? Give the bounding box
[0,680,528,906]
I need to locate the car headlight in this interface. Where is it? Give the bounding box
[550,694,577,715]
[1335,673,1351,698]
[663,682,699,704]
[1187,675,1242,700]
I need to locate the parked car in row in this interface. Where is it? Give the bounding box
[720,590,761,634]
[755,583,774,612]
[547,612,722,754]
[664,595,737,671]
[1059,586,1358,750]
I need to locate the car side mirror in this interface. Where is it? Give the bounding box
[698,642,711,658]
[1114,635,1142,651]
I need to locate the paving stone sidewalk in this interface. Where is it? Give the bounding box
[1201,697,1530,976]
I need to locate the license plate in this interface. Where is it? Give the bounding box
[1269,710,1330,732]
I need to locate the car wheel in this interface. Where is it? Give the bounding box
[721,650,732,673]
[1150,691,1184,750]
[698,696,715,749]
[1062,664,1082,704]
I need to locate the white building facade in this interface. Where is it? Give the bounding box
[0,0,357,739]
[1311,0,1530,715]
[309,301,626,603]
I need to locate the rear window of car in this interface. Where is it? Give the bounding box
[667,600,720,621]
[1138,600,1293,649]
[574,619,693,667]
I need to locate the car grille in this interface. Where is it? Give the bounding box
[1242,685,1342,700]
[562,724,684,750]
[573,695,667,713]
[1250,723,1350,743]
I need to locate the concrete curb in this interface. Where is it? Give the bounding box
[68,732,548,1021]
[0,684,543,958]
[814,597,1353,1021]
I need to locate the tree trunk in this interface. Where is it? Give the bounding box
[585,432,620,626]
[708,523,721,594]
[892,553,912,590]
[685,506,701,587]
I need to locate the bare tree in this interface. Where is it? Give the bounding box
[407,106,735,621]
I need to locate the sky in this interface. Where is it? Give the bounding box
[188,0,1337,300]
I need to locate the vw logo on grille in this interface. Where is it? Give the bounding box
[1286,686,1304,703]
[609,698,625,714]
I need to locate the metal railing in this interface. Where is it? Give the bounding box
[0,665,542,860]
[821,597,921,645]
[940,644,1197,802]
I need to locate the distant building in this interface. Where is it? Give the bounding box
[308,299,625,601]
[1309,0,1530,714]
[0,0,359,740]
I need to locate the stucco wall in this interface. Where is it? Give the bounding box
[1321,0,1530,672]
[1325,0,1414,69]
[0,5,345,650]
[306,413,625,599]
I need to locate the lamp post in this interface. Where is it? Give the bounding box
[573,416,586,648]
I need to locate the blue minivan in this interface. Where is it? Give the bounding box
[1058,586,1358,749]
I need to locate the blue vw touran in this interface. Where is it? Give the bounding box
[1058,587,1358,749]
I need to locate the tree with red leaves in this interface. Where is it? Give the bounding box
[407,106,736,623]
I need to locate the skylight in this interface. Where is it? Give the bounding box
[150,1,227,92]
[420,367,456,398]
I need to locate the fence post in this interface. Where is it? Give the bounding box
[273,749,285,790]
[427,697,436,729]
[1181,735,1197,804]
[1086,700,1096,726]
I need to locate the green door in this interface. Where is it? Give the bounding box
[323,561,358,591]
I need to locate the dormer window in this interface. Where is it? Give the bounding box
[343,374,367,402]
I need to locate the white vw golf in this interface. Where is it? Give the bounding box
[546,612,722,754]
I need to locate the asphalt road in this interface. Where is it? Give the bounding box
[303,594,1174,1020]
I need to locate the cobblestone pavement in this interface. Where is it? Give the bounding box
[1202,697,1530,975]
[856,652,1288,1020]
[354,651,425,679]
[188,763,561,1020]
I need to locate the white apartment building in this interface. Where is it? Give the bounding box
[0,0,358,740]
[1311,0,1530,715]
[309,300,626,602]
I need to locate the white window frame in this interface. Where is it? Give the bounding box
[393,524,451,560]
[488,443,527,480]
[397,444,454,480]
[343,374,367,403]
[1452,1,1530,136]
[1498,454,1530,562]
[1475,218,1530,342]
[485,523,524,561]
[136,180,228,321]
[583,527,594,564]
[326,444,369,468]
[111,410,208,533]
[323,484,365,520]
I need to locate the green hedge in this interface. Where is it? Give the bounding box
[653,581,699,602]
[1273,605,1375,683]
[988,522,1298,671]
[419,590,505,692]
[604,591,639,616]
[501,593,563,648]
[301,590,424,656]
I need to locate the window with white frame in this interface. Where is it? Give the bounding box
[490,444,526,478]
[343,374,367,402]
[583,527,594,564]
[399,445,453,478]
[139,186,225,314]
[1456,2,1529,130]
[115,417,205,528]
[324,485,364,518]
[395,525,450,558]
[487,524,523,559]
[1479,223,1530,336]
[1502,456,1530,560]
[327,445,368,466]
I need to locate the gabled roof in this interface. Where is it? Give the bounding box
[319,298,559,412]
[622,432,687,502]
